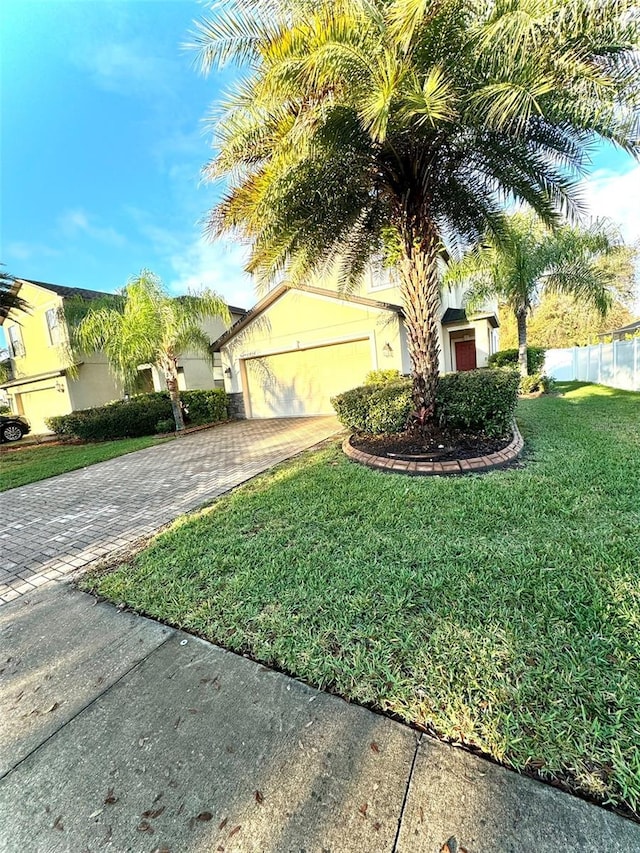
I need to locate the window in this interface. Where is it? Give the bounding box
[8,325,25,358]
[45,308,62,345]
[367,259,395,292]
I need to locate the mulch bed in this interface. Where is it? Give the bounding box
[351,425,510,462]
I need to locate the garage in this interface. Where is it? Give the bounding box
[244,338,373,417]
[13,385,70,434]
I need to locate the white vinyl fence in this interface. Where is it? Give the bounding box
[544,339,640,392]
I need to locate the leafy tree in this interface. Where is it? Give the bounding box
[0,269,29,322]
[500,244,638,348]
[71,271,229,431]
[190,0,639,415]
[445,214,624,374]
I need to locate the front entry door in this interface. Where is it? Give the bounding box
[455,340,477,372]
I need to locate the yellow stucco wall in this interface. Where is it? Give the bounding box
[1,281,126,431]
[221,289,408,397]
[7,376,72,434]
[3,282,68,379]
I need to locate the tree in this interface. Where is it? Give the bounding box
[0,269,29,322]
[498,247,638,349]
[190,0,639,417]
[72,271,229,431]
[446,214,624,374]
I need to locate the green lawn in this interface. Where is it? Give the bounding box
[83,383,640,813]
[1,435,169,491]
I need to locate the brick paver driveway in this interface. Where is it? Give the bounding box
[0,417,340,604]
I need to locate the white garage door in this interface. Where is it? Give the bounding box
[245,339,373,417]
[18,387,70,434]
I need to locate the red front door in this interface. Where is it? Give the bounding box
[455,340,477,371]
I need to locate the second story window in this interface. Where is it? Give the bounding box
[45,308,62,345]
[8,324,25,358]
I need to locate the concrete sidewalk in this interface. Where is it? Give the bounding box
[1,586,638,853]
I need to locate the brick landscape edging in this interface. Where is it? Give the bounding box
[342,421,524,476]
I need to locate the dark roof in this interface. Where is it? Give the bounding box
[17,279,247,314]
[442,307,499,329]
[17,279,112,301]
[211,283,404,352]
[441,307,468,325]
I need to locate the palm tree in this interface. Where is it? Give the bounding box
[189,0,638,418]
[72,271,229,431]
[0,269,29,321]
[445,214,622,375]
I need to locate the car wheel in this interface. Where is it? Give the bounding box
[1,424,24,442]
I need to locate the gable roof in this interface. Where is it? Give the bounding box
[16,278,112,301]
[211,283,404,352]
[14,278,247,315]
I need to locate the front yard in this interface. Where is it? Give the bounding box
[1,436,169,491]
[83,383,640,814]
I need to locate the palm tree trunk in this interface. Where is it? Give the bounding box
[164,359,185,431]
[516,309,528,376]
[397,219,442,418]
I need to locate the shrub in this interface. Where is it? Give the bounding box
[155,418,175,434]
[181,388,227,424]
[331,379,412,434]
[520,373,555,395]
[364,368,401,385]
[436,369,520,437]
[46,389,228,441]
[488,347,546,374]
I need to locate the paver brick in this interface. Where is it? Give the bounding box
[1,418,340,604]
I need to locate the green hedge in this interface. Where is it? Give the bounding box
[46,389,228,441]
[488,346,546,374]
[331,380,413,434]
[520,373,555,394]
[435,369,520,437]
[332,369,519,437]
[364,368,402,385]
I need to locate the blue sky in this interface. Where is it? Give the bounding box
[2,0,639,318]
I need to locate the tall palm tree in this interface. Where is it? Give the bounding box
[0,269,29,322]
[72,271,229,431]
[445,214,622,374]
[189,0,638,418]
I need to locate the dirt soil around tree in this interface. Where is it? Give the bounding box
[351,425,510,461]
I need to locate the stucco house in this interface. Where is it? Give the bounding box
[213,269,499,419]
[0,279,244,434]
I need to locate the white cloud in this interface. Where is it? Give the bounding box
[5,242,61,262]
[581,164,640,246]
[167,236,255,310]
[58,209,127,247]
[75,40,175,99]
[125,205,255,308]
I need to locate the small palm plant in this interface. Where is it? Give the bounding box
[71,271,229,430]
[445,214,623,375]
[189,0,639,418]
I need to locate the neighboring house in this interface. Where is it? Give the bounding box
[0,279,244,434]
[597,319,640,341]
[212,269,499,419]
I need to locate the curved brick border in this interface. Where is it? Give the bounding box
[342,421,524,476]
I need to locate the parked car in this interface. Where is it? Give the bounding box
[0,413,30,442]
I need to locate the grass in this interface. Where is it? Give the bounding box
[82,383,640,814]
[1,435,169,491]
